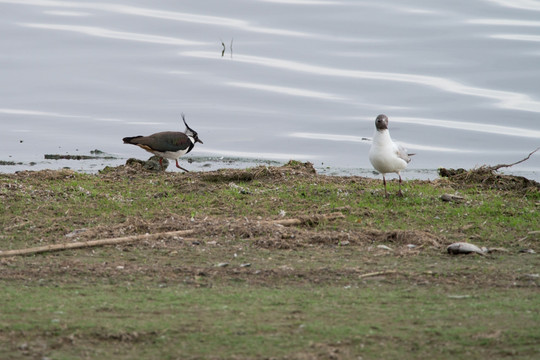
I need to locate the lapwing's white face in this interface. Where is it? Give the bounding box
[185,127,197,138]
[182,114,203,144]
[185,128,203,144]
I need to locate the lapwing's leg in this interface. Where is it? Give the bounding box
[397,174,404,197]
[175,159,190,172]
[383,175,389,198]
[159,157,165,171]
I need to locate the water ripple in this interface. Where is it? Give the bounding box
[196,147,314,160]
[182,51,540,113]
[227,81,346,101]
[289,132,475,153]
[258,0,338,5]
[2,0,323,39]
[485,0,540,11]
[392,117,540,138]
[20,23,206,46]
[0,108,164,125]
[44,10,91,17]
[468,18,540,27]
[491,34,540,42]
[0,108,81,118]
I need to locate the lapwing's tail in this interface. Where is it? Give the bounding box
[123,136,143,144]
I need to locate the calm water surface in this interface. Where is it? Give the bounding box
[1,0,539,180]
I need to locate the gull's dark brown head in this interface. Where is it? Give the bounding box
[375,114,389,131]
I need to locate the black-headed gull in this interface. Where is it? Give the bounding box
[368,114,413,197]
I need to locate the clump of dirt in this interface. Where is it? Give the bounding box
[126,156,167,172]
[99,159,317,184]
[0,160,19,166]
[200,160,317,183]
[67,215,193,242]
[90,330,158,343]
[250,226,442,250]
[200,166,271,182]
[11,169,78,180]
[372,229,443,247]
[438,166,540,192]
[44,154,115,160]
[100,157,168,175]
[4,213,443,255]
[283,159,317,174]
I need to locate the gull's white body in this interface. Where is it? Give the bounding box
[368,114,412,197]
[369,129,409,175]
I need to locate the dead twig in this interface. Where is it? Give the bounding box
[488,147,539,171]
[0,230,194,258]
[267,213,345,226]
[358,270,397,279]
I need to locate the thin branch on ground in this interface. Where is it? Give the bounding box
[0,230,194,258]
[267,213,345,226]
[358,270,397,279]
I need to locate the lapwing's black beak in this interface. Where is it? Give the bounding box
[196,138,203,144]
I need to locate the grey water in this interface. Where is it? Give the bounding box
[1,0,539,180]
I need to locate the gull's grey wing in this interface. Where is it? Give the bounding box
[394,142,412,163]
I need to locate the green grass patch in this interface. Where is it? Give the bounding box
[0,163,539,359]
[1,282,539,359]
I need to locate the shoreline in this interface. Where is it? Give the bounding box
[1,155,539,182]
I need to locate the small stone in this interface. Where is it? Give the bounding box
[377,245,393,251]
[519,248,536,254]
[216,262,229,267]
[65,228,88,238]
[240,263,251,267]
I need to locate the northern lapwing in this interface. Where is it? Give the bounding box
[368,114,414,197]
[123,114,203,172]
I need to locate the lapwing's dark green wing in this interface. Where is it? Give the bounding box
[128,131,191,152]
